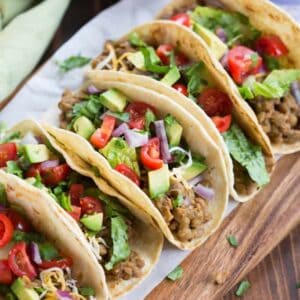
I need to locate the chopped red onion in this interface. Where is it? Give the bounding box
[87,85,100,94]
[194,183,214,201]
[30,242,42,264]
[188,174,203,187]
[183,196,191,206]
[291,81,300,104]
[220,52,228,69]
[39,160,60,170]
[154,120,171,163]
[215,27,227,43]
[56,290,73,300]
[124,130,149,148]
[20,132,39,145]
[112,123,129,137]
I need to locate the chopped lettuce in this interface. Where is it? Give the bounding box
[191,6,260,47]
[13,231,44,243]
[105,215,130,271]
[100,137,140,175]
[140,47,170,74]
[129,32,147,47]
[105,111,129,122]
[6,161,23,178]
[145,109,156,131]
[172,194,184,208]
[38,242,60,261]
[223,124,269,186]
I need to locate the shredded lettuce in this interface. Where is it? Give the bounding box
[223,124,269,186]
[191,6,260,47]
[240,70,300,99]
[140,47,170,74]
[6,161,23,178]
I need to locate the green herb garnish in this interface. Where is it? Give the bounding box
[13,231,44,243]
[167,266,183,281]
[56,55,91,72]
[6,161,23,178]
[78,287,96,297]
[172,194,184,208]
[235,280,251,297]
[39,242,60,261]
[227,235,238,248]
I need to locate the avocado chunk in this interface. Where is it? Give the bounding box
[164,115,183,147]
[100,89,127,112]
[160,66,181,86]
[23,144,50,163]
[193,23,228,60]
[11,278,39,300]
[127,48,161,70]
[148,164,170,199]
[100,137,140,175]
[182,160,207,181]
[81,213,103,232]
[73,116,96,139]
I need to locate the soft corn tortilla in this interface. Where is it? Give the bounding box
[2,120,163,299]
[157,0,300,154]
[44,80,229,250]
[90,21,275,202]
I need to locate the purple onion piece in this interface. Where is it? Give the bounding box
[56,290,73,300]
[188,174,203,187]
[87,85,100,94]
[291,81,300,104]
[220,52,228,70]
[30,242,42,264]
[124,130,149,148]
[194,183,214,201]
[215,27,227,43]
[154,120,171,163]
[0,204,8,211]
[112,123,129,137]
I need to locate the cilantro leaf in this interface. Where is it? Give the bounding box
[227,235,238,248]
[105,215,130,271]
[6,161,23,178]
[167,266,183,281]
[56,55,91,72]
[140,47,170,74]
[78,287,95,297]
[105,111,130,122]
[129,32,147,47]
[235,280,251,297]
[38,242,60,261]
[172,194,183,208]
[223,123,269,186]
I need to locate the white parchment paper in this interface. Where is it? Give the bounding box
[0,1,299,299]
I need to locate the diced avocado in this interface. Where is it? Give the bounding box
[164,115,183,147]
[193,23,228,60]
[100,137,140,175]
[160,66,181,86]
[11,278,39,300]
[148,164,170,199]
[100,89,127,112]
[23,144,50,163]
[127,52,146,70]
[182,160,207,181]
[73,116,96,139]
[80,213,103,232]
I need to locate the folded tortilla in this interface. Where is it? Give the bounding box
[44,79,229,250]
[87,21,275,202]
[1,120,163,299]
[157,0,300,155]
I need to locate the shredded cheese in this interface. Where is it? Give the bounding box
[40,267,66,291]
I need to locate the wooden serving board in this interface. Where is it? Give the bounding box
[147,152,300,299]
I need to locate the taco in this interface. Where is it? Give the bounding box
[158,0,300,154]
[83,21,274,202]
[0,120,163,298]
[47,78,229,250]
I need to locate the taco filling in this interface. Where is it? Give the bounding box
[90,31,270,195]
[56,84,215,242]
[161,1,300,146]
[0,187,94,299]
[0,130,145,282]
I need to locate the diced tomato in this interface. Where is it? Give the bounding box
[156,44,174,65]
[7,210,31,232]
[80,197,103,215]
[175,52,189,66]
[212,115,232,133]
[38,257,73,270]
[69,184,84,206]
[26,160,60,178]
[0,259,13,284]
[115,164,140,186]
[8,242,36,280]
[125,102,156,130]
[90,115,116,149]
[68,206,81,221]
[172,83,188,96]
[0,213,14,248]
[170,13,191,27]
[228,46,263,84]
[140,138,163,170]
[42,164,70,186]
[256,35,288,57]
[0,143,17,168]
[197,88,233,117]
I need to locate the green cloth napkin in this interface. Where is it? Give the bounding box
[0,0,70,102]
[0,0,35,28]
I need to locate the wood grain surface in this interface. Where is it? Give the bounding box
[2,1,300,299]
